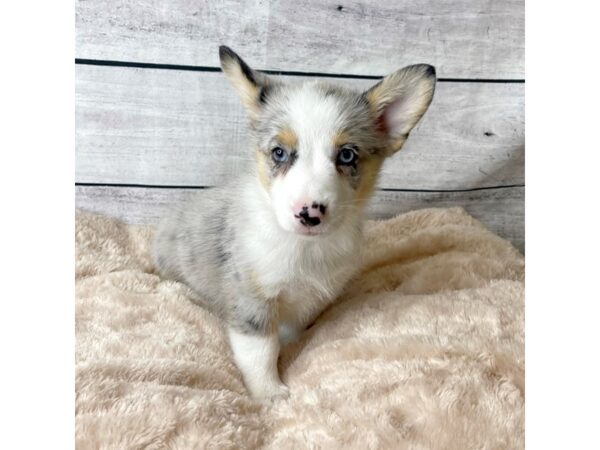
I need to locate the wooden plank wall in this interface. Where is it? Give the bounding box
[75,0,525,251]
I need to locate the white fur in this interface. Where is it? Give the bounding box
[226,87,366,395]
[228,327,289,400]
[238,176,363,334]
[271,83,356,234]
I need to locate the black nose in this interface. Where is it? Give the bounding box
[311,202,327,215]
[296,209,321,227]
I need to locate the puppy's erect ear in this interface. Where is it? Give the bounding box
[365,64,436,155]
[219,46,272,117]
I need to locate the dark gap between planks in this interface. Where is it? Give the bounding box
[75,182,525,194]
[75,59,525,84]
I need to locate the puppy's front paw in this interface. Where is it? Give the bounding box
[267,382,290,401]
[248,380,290,402]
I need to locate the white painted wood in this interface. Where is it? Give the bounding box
[75,185,524,252]
[75,0,524,79]
[75,65,524,190]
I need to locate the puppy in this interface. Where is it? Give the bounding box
[153,46,436,400]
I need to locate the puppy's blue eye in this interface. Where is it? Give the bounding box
[271,147,288,163]
[337,148,357,165]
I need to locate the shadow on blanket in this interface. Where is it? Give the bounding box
[75,207,524,449]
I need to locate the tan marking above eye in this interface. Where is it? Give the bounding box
[333,131,351,149]
[276,128,298,149]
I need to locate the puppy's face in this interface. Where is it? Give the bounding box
[219,46,436,236]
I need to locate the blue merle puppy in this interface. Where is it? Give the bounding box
[154,46,436,401]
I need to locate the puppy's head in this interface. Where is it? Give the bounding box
[219,46,436,236]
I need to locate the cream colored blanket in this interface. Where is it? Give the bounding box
[75,207,524,450]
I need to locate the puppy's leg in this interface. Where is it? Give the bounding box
[227,294,288,400]
[228,327,289,400]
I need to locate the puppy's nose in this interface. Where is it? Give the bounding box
[293,201,327,227]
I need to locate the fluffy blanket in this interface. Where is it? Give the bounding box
[75,207,524,449]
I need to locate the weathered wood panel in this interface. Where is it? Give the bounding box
[75,65,524,190]
[75,0,524,79]
[75,185,524,252]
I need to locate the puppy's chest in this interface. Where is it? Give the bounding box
[250,237,361,318]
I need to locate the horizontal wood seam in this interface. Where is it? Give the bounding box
[74,58,526,84]
[75,182,525,193]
